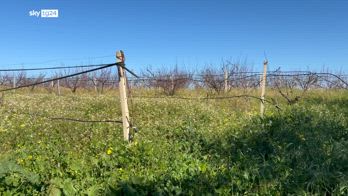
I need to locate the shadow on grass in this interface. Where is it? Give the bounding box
[106,106,348,195]
[226,106,348,194]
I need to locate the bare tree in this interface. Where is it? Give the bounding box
[294,73,318,91]
[0,73,13,87]
[28,74,46,92]
[61,69,82,93]
[90,68,113,94]
[225,59,255,89]
[79,72,89,90]
[272,70,319,105]
[15,71,27,87]
[143,66,192,96]
[201,58,255,93]
[201,66,225,94]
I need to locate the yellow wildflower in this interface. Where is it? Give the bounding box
[17,159,24,164]
[106,148,112,155]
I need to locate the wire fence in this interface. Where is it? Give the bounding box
[0,64,108,72]
[0,62,346,113]
[0,62,126,125]
[0,60,347,141]
[1,71,347,90]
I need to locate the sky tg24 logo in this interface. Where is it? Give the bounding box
[29,9,59,18]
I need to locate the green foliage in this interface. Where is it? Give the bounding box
[0,90,347,195]
[226,105,348,194]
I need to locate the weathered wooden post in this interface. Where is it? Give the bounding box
[93,77,98,94]
[13,75,16,92]
[260,60,268,117]
[57,79,61,96]
[170,74,174,95]
[116,50,130,141]
[49,80,54,94]
[224,65,228,93]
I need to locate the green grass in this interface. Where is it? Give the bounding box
[0,89,347,195]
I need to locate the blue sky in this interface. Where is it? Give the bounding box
[0,0,347,74]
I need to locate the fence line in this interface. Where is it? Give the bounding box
[3,73,346,83]
[0,64,109,72]
[0,52,137,142]
[0,55,115,68]
[1,74,347,94]
[0,63,117,93]
[1,54,347,142]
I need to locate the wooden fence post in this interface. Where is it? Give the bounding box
[260,60,268,117]
[51,80,54,91]
[224,65,228,93]
[170,74,174,95]
[93,78,98,94]
[57,80,61,96]
[13,76,16,92]
[116,50,130,141]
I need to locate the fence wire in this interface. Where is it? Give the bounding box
[1,62,347,139]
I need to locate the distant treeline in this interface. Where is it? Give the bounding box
[0,61,347,97]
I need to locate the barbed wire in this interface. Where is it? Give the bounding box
[0,64,111,72]
[23,111,123,124]
[49,117,122,123]
[1,74,346,90]
[1,63,347,134]
[1,62,346,78]
[0,55,114,67]
[0,62,139,93]
[0,59,346,140]
[0,63,117,93]
[8,73,347,83]
[0,65,347,93]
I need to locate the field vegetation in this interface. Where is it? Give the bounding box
[0,87,347,195]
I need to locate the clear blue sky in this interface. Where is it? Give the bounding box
[0,0,347,74]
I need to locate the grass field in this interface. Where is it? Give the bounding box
[0,89,348,195]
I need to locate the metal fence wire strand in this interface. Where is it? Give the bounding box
[24,111,123,124]
[0,64,110,72]
[1,63,347,124]
[0,63,117,92]
[49,117,123,123]
[0,62,140,93]
[0,62,135,124]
